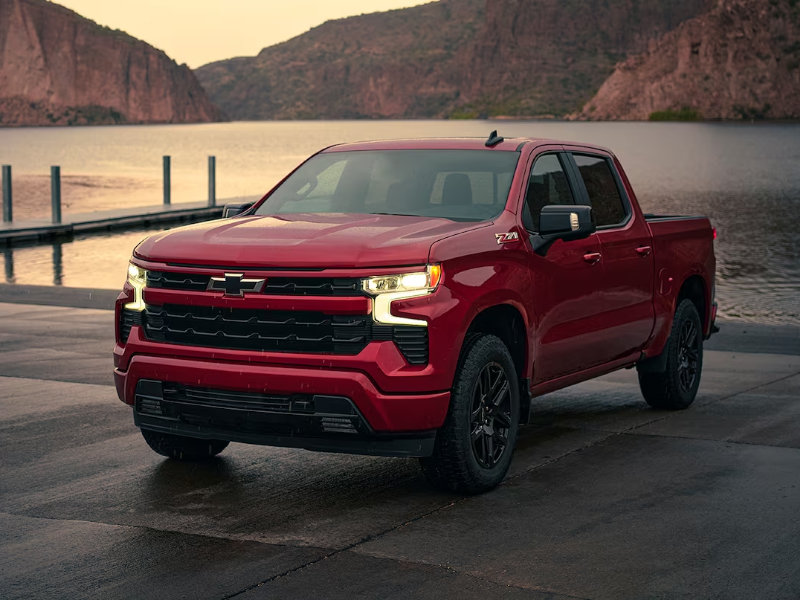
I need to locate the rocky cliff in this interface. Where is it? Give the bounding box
[577,0,800,120]
[196,0,713,120]
[0,0,224,126]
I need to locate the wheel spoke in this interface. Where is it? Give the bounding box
[489,380,510,412]
[471,405,482,421]
[686,322,697,346]
[471,423,483,442]
[480,368,491,400]
[493,410,512,428]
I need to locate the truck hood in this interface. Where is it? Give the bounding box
[135,213,487,269]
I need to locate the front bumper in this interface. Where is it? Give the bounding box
[132,379,437,458]
[114,349,450,455]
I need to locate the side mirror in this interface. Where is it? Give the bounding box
[531,205,595,255]
[222,202,254,218]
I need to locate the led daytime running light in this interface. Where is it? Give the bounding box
[124,262,147,311]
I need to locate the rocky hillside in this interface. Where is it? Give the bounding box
[577,0,800,120]
[0,0,223,126]
[196,0,713,120]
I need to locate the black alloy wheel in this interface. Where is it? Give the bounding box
[637,298,704,410]
[420,333,520,494]
[470,362,513,469]
[676,316,700,393]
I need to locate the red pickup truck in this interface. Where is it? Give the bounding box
[114,133,717,493]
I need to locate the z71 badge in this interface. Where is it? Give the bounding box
[495,232,520,244]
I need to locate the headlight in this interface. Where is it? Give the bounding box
[363,265,441,295]
[362,265,441,326]
[124,262,147,311]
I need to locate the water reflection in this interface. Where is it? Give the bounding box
[2,227,163,289]
[3,247,13,283]
[52,241,63,285]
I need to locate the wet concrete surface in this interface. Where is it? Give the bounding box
[0,298,798,599]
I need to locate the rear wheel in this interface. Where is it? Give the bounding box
[141,429,229,461]
[420,334,520,494]
[638,298,703,410]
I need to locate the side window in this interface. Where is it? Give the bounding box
[572,154,627,227]
[524,154,574,232]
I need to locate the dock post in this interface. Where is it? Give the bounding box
[163,155,171,205]
[2,165,11,223]
[51,166,62,224]
[208,156,216,207]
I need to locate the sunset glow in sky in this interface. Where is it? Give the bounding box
[54,0,430,68]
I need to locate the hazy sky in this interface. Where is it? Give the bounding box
[56,0,430,68]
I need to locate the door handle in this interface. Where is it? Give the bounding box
[583,252,602,264]
[636,246,652,257]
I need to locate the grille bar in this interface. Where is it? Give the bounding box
[146,270,363,296]
[163,383,292,412]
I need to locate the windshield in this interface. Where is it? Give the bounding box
[254,149,520,222]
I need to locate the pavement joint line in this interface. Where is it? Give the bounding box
[0,509,329,556]
[219,497,469,599]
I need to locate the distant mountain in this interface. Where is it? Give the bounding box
[0,0,223,126]
[577,0,800,120]
[195,0,714,120]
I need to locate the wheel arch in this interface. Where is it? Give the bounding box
[462,303,531,424]
[640,274,708,373]
[676,274,708,331]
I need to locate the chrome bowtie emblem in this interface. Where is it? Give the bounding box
[207,273,266,296]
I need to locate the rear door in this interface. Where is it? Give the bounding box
[565,150,655,362]
[521,150,607,384]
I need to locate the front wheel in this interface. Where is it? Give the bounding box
[420,334,520,494]
[638,298,704,410]
[141,429,229,461]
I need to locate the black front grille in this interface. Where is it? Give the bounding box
[127,304,429,364]
[146,270,362,296]
[162,383,293,413]
[144,304,371,354]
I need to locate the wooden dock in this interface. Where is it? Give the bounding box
[0,197,255,246]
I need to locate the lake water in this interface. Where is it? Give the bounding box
[1,120,799,324]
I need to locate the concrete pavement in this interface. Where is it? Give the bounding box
[0,297,798,599]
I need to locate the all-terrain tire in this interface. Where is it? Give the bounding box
[420,334,520,494]
[141,429,229,460]
[638,298,704,410]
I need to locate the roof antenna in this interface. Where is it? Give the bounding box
[485,130,504,147]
